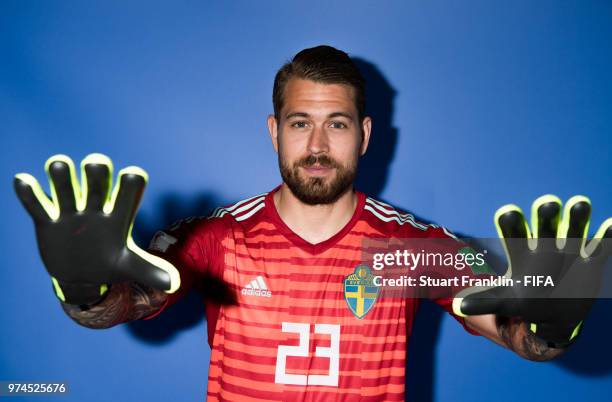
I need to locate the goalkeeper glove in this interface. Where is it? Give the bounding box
[454,195,611,348]
[14,153,180,306]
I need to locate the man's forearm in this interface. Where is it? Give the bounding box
[61,282,167,329]
[496,316,565,362]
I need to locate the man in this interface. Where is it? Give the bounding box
[14,46,611,401]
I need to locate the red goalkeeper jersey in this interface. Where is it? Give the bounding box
[146,185,477,401]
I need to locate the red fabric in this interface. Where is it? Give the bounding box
[143,185,480,401]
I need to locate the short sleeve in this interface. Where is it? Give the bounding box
[141,217,212,320]
[426,225,481,336]
[433,296,481,336]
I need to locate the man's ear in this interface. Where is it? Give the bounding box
[267,114,279,153]
[360,116,372,156]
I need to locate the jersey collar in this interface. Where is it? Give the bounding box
[264,184,366,254]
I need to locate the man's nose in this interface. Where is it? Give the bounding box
[307,125,329,154]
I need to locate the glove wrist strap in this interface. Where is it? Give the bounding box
[529,321,583,349]
[51,278,110,307]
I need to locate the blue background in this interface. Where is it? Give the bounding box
[1,1,611,401]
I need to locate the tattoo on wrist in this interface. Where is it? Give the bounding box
[497,316,564,362]
[61,282,167,329]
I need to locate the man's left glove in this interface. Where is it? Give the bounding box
[453,195,611,348]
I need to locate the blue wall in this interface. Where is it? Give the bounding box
[1,1,611,401]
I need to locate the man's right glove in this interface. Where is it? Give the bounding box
[14,153,180,306]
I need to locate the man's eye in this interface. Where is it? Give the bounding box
[291,121,308,128]
[330,121,347,129]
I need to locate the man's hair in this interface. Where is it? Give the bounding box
[273,45,366,121]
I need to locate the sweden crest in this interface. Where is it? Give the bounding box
[344,265,379,319]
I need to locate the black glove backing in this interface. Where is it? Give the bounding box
[14,153,180,306]
[454,195,611,348]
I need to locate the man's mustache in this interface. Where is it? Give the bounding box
[296,154,341,169]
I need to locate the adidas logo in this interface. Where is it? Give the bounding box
[241,275,272,298]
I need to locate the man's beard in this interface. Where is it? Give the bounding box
[279,153,357,205]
